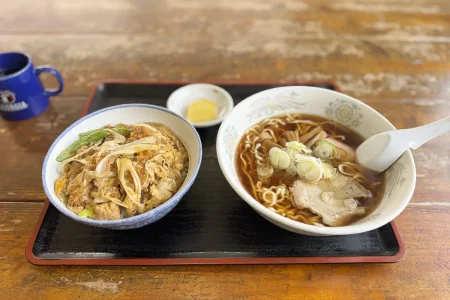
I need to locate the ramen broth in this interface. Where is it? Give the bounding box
[235,114,384,227]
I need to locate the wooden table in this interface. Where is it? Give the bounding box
[1,0,449,299]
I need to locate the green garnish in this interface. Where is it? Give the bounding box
[314,140,339,160]
[78,128,104,139]
[56,131,107,162]
[112,126,132,136]
[78,208,94,218]
[321,161,337,179]
[57,126,132,162]
[285,141,311,154]
[296,156,323,183]
[79,126,131,139]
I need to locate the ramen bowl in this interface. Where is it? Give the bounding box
[43,104,202,230]
[217,86,416,236]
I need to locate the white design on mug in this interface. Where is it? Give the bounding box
[0,90,28,112]
[0,90,16,104]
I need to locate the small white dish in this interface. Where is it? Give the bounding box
[166,83,234,128]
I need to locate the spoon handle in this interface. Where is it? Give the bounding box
[396,116,450,150]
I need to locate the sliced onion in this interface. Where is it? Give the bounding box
[93,198,110,204]
[75,170,96,186]
[59,140,101,171]
[95,154,118,178]
[117,158,144,212]
[101,194,129,208]
[114,137,158,150]
[104,128,126,144]
[133,124,168,141]
[134,123,159,132]
[95,144,157,177]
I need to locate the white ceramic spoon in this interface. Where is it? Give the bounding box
[356,116,450,173]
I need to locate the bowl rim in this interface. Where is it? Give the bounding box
[166,83,234,128]
[217,86,416,235]
[42,103,202,226]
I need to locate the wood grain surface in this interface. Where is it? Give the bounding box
[0,0,449,299]
[1,203,449,299]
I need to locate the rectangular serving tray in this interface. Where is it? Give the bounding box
[26,81,404,265]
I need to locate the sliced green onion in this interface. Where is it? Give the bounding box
[56,131,107,162]
[269,147,290,170]
[285,142,312,163]
[112,126,132,136]
[321,162,337,179]
[314,140,339,160]
[269,147,281,167]
[323,138,355,162]
[293,153,309,163]
[78,208,94,218]
[298,160,314,174]
[278,151,291,169]
[79,128,104,139]
[58,126,132,162]
[80,126,131,139]
[286,141,312,153]
[286,162,298,176]
[296,157,323,183]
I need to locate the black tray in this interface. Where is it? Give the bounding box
[26,81,404,265]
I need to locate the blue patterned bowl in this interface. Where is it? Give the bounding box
[217,86,416,236]
[43,104,202,230]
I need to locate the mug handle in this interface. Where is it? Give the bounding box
[35,66,64,97]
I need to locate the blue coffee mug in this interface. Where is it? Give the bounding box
[0,52,64,121]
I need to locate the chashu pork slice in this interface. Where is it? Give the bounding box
[318,173,371,199]
[290,180,365,226]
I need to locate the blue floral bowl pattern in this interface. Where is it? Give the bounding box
[42,104,202,230]
[217,86,416,236]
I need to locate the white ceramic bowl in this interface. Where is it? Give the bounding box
[43,104,202,230]
[217,86,416,236]
[166,83,234,128]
